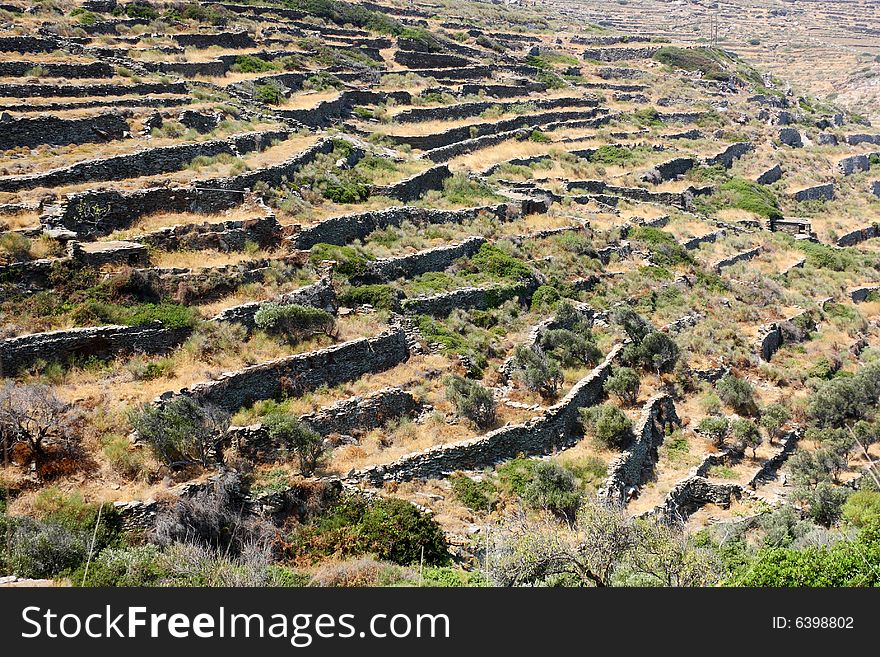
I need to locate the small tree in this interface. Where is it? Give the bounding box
[638,331,680,374]
[716,374,757,416]
[264,412,325,476]
[129,397,229,469]
[604,367,640,406]
[512,346,563,399]
[523,462,582,522]
[0,382,80,469]
[253,303,336,344]
[732,418,762,457]
[612,307,653,343]
[581,404,633,449]
[759,403,791,444]
[445,375,496,429]
[697,416,730,448]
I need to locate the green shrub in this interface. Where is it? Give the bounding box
[590,145,639,165]
[701,178,782,220]
[842,491,880,528]
[439,172,500,205]
[128,396,229,469]
[530,284,561,312]
[450,474,496,512]
[580,403,633,448]
[529,130,551,143]
[698,416,730,447]
[339,284,398,311]
[716,374,757,415]
[309,243,371,278]
[264,412,325,475]
[303,71,343,91]
[540,327,601,368]
[287,495,449,566]
[446,375,496,429]
[652,46,730,80]
[523,461,582,520]
[471,243,531,280]
[628,226,693,266]
[323,179,369,203]
[72,545,166,587]
[253,303,336,343]
[604,366,640,406]
[512,345,562,398]
[0,232,32,261]
[233,55,277,73]
[255,82,285,105]
[731,418,762,456]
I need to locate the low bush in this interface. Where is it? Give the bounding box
[580,403,633,448]
[253,303,336,343]
[446,375,496,429]
[286,495,449,566]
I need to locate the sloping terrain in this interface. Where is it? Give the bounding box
[0,0,878,587]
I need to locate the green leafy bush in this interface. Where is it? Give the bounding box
[287,495,449,566]
[450,475,496,511]
[580,403,633,448]
[339,284,398,311]
[254,303,336,343]
[309,243,371,278]
[471,243,531,280]
[512,345,562,398]
[446,375,497,429]
[233,55,277,73]
[264,412,325,475]
[716,374,757,416]
[128,396,229,469]
[604,366,641,406]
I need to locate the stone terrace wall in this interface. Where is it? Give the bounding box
[0,113,129,150]
[705,142,754,169]
[172,31,256,49]
[392,96,598,124]
[756,164,783,185]
[137,215,282,252]
[793,183,834,202]
[167,327,410,413]
[836,224,880,247]
[598,394,680,505]
[372,164,451,202]
[291,203,515,250]
[649,476,744,523]
[0,130,288,193]
[713,246,762,272]
[0,36,59,53]
[401,280,535,318]
[0,61,113,78]
[0,81,188,98]
[211,278,337,331]
[349,344,623,484]
[46,138,336,237]
[0,322,190,376]
[581,46,660,61]
[353,236,486,284]
[45,186,244,238]
[229,387,424,459]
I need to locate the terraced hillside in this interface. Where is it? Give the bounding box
[1,0,879,588]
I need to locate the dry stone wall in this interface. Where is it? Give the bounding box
[164,326,410,413]
[229,387,425,459]
[0,113,129,150]
[598,394,681,505]
[211,278,336,331]
[291,203,515,250]
[0,130,288,193]
[348,344,623,485]
[0,322,190,376]
[352,236,486,284]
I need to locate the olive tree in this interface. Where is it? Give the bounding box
[0,382,81,469]
[128,396,229,469]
